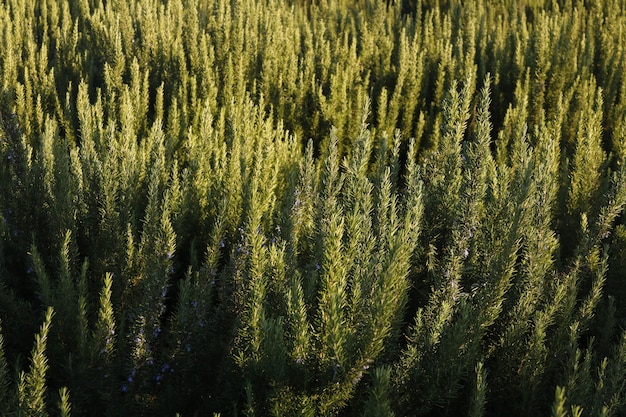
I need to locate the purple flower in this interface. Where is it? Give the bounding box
[121,384,128,393]
[191,301,198,308]
[315,263,321,271]
[161,363,170,373]
[220,239,225,248]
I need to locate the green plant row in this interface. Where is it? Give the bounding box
[1,0,626,415]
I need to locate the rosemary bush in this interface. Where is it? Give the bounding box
[1,0,626,415]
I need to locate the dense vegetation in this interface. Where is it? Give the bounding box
[1,0,626,415]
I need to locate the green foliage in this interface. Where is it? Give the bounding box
[1,0,626,415]
[18,308,53,417]
[58,387,72,417]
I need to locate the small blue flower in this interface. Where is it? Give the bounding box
[161,363,170,373]
[186,344,192,352]
[121,384,128,393]
[220,239,225,248]
[315,263,321,271]
[191,301,198,308]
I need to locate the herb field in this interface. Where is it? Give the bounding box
[1,0,626,415]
